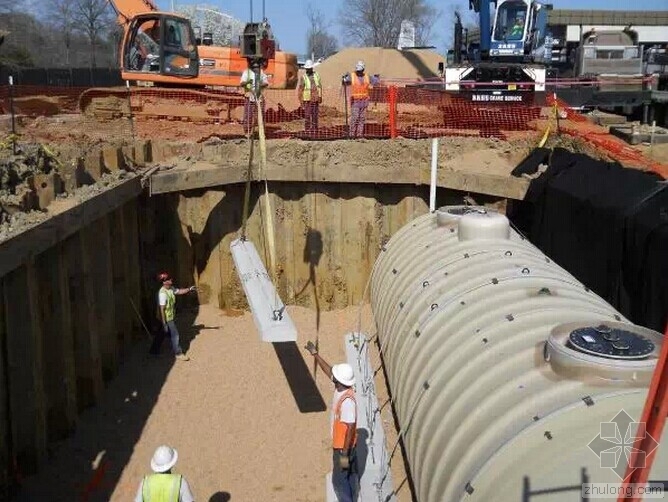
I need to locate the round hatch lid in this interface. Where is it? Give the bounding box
[568,325,655,360]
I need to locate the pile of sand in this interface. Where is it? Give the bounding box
[315,47,445,86]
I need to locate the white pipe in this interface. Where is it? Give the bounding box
[429,138,438,213]
[651,120,656,149]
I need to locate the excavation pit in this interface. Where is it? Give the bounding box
[0,134,665,501]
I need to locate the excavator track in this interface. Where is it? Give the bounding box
[79,86,247,123]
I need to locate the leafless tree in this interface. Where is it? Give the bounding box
[339,0,438,48]
[0,0,20,13]
[306,3,338,59]
[48,0,77,65]
[74,0,113,68]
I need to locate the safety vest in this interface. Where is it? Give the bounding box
[242,69,266,100]
[332,388,357,449]
[349,72,371,100]
[159,287,176,322]
[142,473,182,502]
[302,73,322,101]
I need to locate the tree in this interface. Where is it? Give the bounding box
[74,0,113,68]
[0,0,21,13]
[48,0,77,65]
[339,0,438,48]
[305,4,338,60]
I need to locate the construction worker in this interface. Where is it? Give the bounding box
[509,15,525,39]
[150,272,196,361]
[134,445,195,502]
[342,60,378,138]
[240,60,270,136]
[305,342,358,502]
[297,59,323,136]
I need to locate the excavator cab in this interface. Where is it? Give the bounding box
[122,13,199,80]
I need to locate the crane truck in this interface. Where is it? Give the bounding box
[445,0,552,104]
[79,0,298,120]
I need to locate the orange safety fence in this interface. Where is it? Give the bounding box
[1,83,666,178]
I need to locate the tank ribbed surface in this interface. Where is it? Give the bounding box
[370,206,667,502]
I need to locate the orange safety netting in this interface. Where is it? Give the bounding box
[1,83,666,179]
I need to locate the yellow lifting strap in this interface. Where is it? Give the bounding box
[256,95,278,283]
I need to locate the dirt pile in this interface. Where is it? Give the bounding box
[315,47,445,85]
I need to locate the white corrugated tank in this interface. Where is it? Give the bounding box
[370,205,668,502]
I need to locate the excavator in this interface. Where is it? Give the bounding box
[79,0,298,121]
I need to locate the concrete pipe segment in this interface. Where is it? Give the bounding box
[369,205,668,502]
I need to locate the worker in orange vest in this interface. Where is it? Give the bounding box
[342,60,378,138]
[305,341,358,501]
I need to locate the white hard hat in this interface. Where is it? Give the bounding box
[150,445,178,473]
[304,59,314,69]
[332,363,355,387]
[355,60,365,71]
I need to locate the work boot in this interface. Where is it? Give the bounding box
[176,353,190,361]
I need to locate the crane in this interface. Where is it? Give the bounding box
[79,0,298,120]
[444,0,552,104]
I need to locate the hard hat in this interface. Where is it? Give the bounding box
[332,363,355,387]
[304,59,314,69]
[157,272,172,283]
[355,60,365,71]
[150,445,178,473]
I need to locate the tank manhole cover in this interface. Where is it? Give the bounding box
[568,325,655,359]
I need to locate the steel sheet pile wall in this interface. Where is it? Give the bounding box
[370,205,668,502]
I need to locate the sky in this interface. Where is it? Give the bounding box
[154,0,668,56]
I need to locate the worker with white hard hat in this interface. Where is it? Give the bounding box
[342,60,378,138]
[297,59,323,136]
[240,58,270,137]
[134,445,195,502]
[305,341,358,502]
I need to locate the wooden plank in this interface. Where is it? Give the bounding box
[0,176,143,278]
[149,162,530,201]
[81,217,117,384]
[3,264,47,476]
[57,244,78,436]
[74,229,104,409]
[110,207,132,358]
[122,200,143,341]
[34,246,76,443]
[325,184,344,309]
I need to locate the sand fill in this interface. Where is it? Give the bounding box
[315,47,445,86]
[14,304,411,502]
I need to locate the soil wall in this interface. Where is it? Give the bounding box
[142,182,439,312]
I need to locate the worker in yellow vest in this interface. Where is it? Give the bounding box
[305,341,358,502]
[342,60,379,138]
[240,59,270,137]
[149,272,196,361]
[297,59,323,136]
[134,445,195,502]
